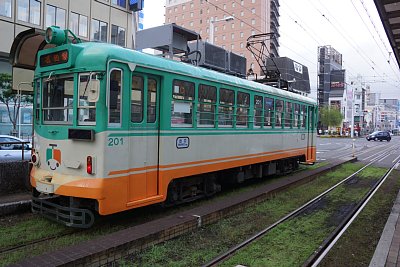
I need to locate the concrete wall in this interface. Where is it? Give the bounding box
[0,161,31,195]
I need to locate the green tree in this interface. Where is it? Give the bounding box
[319,106,343,130]
[0,73,33,135]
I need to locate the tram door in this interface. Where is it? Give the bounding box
[128,73,160,202]
[307,106,315,161]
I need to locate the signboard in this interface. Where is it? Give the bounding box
[130,0,144,11]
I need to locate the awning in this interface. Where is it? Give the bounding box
[9,28,55,70]
[9,28,56,91]
[374,0,400,67]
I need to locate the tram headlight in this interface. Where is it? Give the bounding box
[45,26,66,45]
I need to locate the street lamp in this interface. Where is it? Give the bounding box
[209,16,234,44]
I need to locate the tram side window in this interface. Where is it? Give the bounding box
[42,75,74,124]
[237,91,250,127]
[254,95,263,128]
[171,79,194,127]
[147,78,157,123]
[275,100,284,128]
[109,69,122,124]
[264,97,274,127]
[285,101,292,128]
[218,88,235,127]
[198,84,216,127]
[301,105,307,128]
[294,103,300,128]
[78,73,97,125]
[131,75,143,123]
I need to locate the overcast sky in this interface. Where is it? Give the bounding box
[142,0,400,100]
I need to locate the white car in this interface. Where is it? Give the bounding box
[0,135,32,162]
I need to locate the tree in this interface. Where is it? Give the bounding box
[0,73,33,136]
[319,106,343,131]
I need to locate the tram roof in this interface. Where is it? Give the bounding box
[69,42,316,105]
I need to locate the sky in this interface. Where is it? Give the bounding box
[141,0,400,100]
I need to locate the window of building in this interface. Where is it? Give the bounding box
[219,88,234,127]
[182,14,184,19]
[222,35,225,40]
[198,84,216,127]
[174,7,177,12]
[240,32,244,38]
[231,33,234,39]
[232,2,235,7]
[223,24,226,30]
[171,80,195,127]
[111,25,125,46]
[0,0,12,17]
[251,19,255,25]
[251,8,255,14]
[91,19,108,42]
[251,29,255,35]
[190,2,193,8]
[236,92,249,127]
[254,95,263,127]
[231,23,234,29]
[240,21,244,27]
[182,4,185,10]
[231,44,234,50]
[214,26,218,32]
[70,12,88,37]
[223,4,226,9]
[252,0,255,3]
[241,0,244,5]
[131,75,143,123]
[46,5,66,29]
[222,45,225,49]
[240,11,244,16]
[264,97,274,127]
[112,0,126,8]
[17,0,41,25]
[190,12,193,17]
[168,8,171,14]
[240,42,244,48]
[190,21,193,27]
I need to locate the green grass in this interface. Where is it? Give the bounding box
[0,161,358,266]
[120,162,366,266]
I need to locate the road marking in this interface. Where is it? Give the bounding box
[393,154,400,163]
[378,153,392,162]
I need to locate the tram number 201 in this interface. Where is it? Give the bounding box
[108,137,124,147]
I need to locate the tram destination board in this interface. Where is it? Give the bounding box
[40,50,69,67]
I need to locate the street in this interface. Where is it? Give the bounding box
[316,136,400,168]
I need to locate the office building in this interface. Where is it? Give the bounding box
[0,0,135,136]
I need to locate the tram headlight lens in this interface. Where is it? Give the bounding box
[45,26,66,45]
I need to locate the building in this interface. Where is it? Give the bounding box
[0,0,135,137]
[317,45,344,109]
[164,0,280,75]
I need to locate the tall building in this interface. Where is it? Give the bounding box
[0,0,135,136]
[164,0,280,75]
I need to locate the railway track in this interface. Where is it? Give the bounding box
[203,153,400,267]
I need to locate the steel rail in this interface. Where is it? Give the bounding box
[202,156,385,267]
[306,159,400,267]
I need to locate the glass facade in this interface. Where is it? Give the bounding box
[70,12,88,37]
[111,0,126,8]
[46,5,66,29]
[111,25,125,46]
[0,0,12,17]
[91,18,108,42]
[17,0,40,25]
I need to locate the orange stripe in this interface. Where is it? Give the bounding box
[108,147,313,176]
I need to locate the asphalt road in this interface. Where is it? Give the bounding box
[316,135,400,168]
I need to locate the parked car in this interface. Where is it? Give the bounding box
[366,131,391,142]
[0,135,32,162]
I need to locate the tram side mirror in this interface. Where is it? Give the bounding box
[87,80,100,102]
